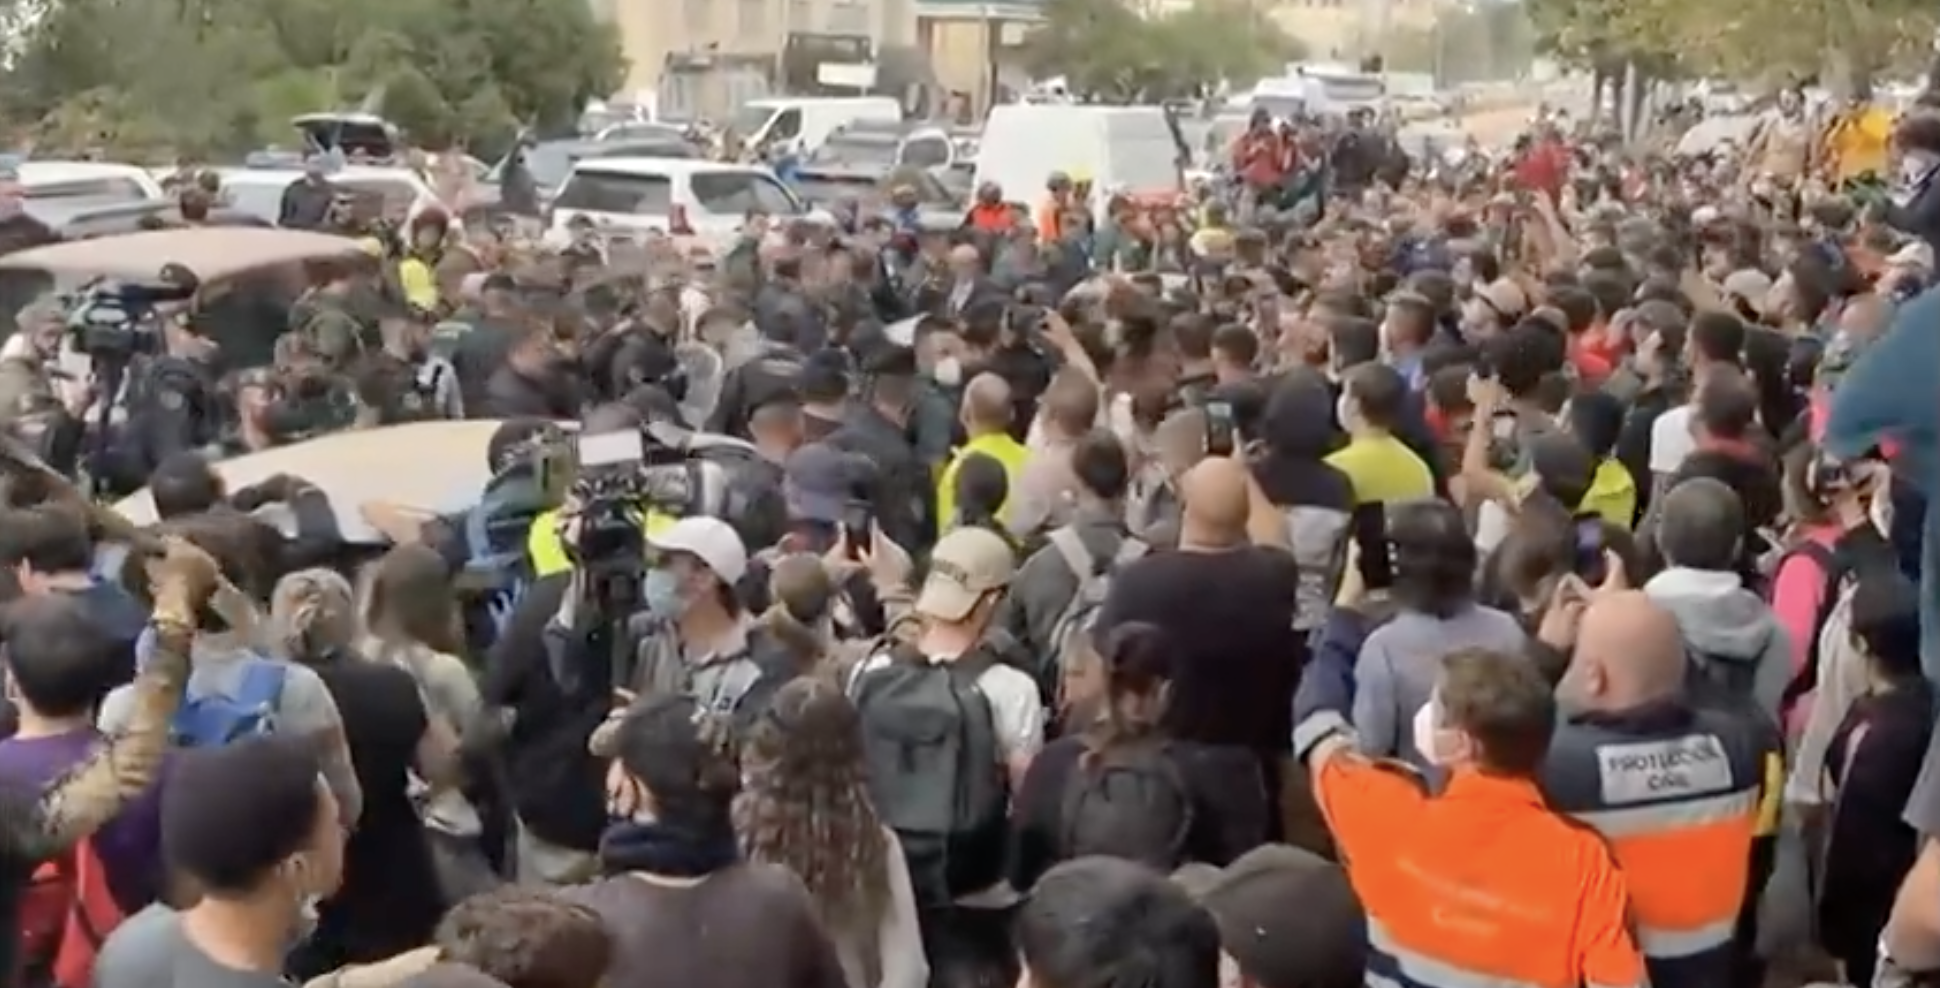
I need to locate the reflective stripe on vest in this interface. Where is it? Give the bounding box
[1364,917,1645,988]
[1550,727,1761,988]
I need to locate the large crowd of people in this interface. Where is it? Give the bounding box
[0,78,1938,988]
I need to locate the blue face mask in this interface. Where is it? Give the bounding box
[642,568,688,620]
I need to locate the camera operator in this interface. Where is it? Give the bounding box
[828,345,932,553]
[92,297,227,498]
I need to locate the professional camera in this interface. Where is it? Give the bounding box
[564,422,717,593]
[64,264,199,361]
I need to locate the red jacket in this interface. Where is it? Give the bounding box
[966,202,1014,233]
[1233,132,1292,189]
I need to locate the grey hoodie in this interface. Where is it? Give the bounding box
[1642,566,1794,724]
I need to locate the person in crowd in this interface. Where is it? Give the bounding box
[849,523,1037,984]
[1010,370,1100,537]
[1536,588,1778,988]
[269,569,457,977]
[1611,302,1688,521]
[937,373,1027,531]
[1097,457,1301,836]
[734,676,928,988]
[1565,390,1638,528]
[99,516,363,830]
[0,594,166,916]
[1173,844,1367,988]
[1649,310,1745,491]
[948,452,1014,550]
[1295,636,1645,988]
[829,346,931,552]
[1014,856,1222,988]
[1326,363,1435,508]
[1643,478,1793,723]
[1001,430,1140,672]
[0,503,148,688]
[92,737,348,988]
[144,455,343,585]
[1010,621,1269,888]
[567,693,848,988]
[1655,367,1782,562]
[1347,499,1528,766]
[1462,321,1569,552]
[358,543,495,892]
[1816,570,1931,987]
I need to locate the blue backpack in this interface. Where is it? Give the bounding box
[172,660,287,748]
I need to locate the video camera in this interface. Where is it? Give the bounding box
[566,422,716,600]
[64,264,200,361]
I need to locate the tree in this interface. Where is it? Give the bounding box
[0,0,623,158]
[1383,2,1536,83]
[1018,0,1305,101]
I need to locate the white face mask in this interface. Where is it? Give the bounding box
[1335,394,1356,432]
[1412,696,1452,766]
[933,356,963,388]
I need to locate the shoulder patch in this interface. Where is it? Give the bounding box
[156,389,186,411]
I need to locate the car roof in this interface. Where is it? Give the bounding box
[568,157,770,177]
[218,165,427,185]
[18,161,154,182]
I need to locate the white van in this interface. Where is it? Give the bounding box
[972,104,1185,211]
[727,96,903,156]
[547,157,829,252]
[16,162,166,204]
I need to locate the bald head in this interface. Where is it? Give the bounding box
[1179,457,1249,546]
[962,373,1012,434]
[1574,591,1686,704]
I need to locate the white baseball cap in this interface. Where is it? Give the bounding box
[647,516,748,586]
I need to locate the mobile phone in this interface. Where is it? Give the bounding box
[1573,517,1608,585]
[1350,504,1393,590]
[1205,400,1237,457]
[840,501,874,560]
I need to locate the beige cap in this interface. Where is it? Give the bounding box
[915,527,1016,621]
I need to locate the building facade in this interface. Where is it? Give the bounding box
[600,0,920,96]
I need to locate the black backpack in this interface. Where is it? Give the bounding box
[850,643,1010,905]
[1058,741,1196,871]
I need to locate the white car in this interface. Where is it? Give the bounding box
[547,157,829,252]
[212,161,447,228]
[17,161,166,204]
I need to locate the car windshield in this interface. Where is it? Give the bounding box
[808,132,902,168]
[730,105,776,135]
[521,144,582,190]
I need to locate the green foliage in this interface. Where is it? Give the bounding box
[0,0,625,159]
[1018,0,1305,101]
[1528,0,1935,82]
[1383,2,1537,83]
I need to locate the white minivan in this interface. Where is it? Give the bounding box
[728,96,903,156]
[972,104,1186,212]
[546,157,827,252]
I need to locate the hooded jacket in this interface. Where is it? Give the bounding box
[1643,566,1794,725]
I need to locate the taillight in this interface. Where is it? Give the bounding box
[669,203,694,235]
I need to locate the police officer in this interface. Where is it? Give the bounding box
[96,319,223,495]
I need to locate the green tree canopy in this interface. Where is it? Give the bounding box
[0,0,625,159]
[1018,0,1305,101]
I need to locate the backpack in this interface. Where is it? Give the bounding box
[1059,742,1196,870]
[17,837,123,988]
[1771,540,1852,714]
[461,469,545,640]
[1044,529,1148,690]
[849,644,1009,905]
[173,659,287,748]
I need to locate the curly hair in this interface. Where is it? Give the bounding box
[269,567,357,662]
[435,886,612,988]
[733,677,891,985]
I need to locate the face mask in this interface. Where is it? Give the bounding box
[1335,394,1355,431]
[642,568,689,621]
[932,356,963,388]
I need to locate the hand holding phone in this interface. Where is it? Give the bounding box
[1204,400,1237,457]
